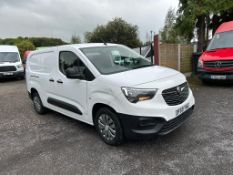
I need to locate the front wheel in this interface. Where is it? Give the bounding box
[94,108,124,146]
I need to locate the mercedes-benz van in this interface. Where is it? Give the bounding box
[26,43,195,145]
[0,45,24,79]
[198,21,233,81]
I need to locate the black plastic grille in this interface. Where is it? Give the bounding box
[162,82,189,106]
[159,107,193,134]
[204,60,233,69]
[0,66,16,72]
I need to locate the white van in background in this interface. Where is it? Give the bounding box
[26,43,195,145]
[0,45,24,79]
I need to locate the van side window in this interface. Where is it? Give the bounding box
[59,51,95,81]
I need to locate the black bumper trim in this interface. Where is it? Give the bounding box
[198,72,233,81]
[118,106,194,139]
[0,71,24,79]
[47,97,82,115]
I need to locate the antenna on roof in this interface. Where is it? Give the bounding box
[101,39,107,46]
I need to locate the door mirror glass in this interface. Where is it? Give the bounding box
[66,69,85,79]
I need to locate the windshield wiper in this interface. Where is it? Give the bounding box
[134,64,154,69]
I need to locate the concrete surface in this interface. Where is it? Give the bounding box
[0,79,232,175]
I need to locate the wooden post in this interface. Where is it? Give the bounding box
[178,44,181,71]
[153,35,159,65]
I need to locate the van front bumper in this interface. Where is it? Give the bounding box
[198,71,233,81]
[0,71,24,79]
[118,105,194,139]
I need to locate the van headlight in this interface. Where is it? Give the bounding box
[197,59,203,68]
[121,87,157,103]
[17,64,23,68]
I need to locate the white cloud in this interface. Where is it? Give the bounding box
[0,0,178,42]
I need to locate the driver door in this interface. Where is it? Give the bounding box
[47,50,87,122]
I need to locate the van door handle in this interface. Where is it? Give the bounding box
[30,75,39,78]
[57,79,63,84]
[49,78,54,82]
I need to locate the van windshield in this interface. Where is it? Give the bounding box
[0,52,19,63]
[80,45,153,75]
[207,30,233,51]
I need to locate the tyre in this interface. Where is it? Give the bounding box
[32,92,47,114]
[94,107,124,146]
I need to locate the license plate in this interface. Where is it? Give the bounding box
[210,75,226,80]
[176,103,190,116]
[3,72,13,76]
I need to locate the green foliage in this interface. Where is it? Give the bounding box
[16,40,35,58]
[71,34,81,44]
[29,37,66,47]
[175,0,233,51]
[85,18,141,48]
[0,36,66,59]
[160,8,187,44]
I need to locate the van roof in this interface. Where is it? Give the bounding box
[30,43,119,55]
[215,21,233,33]
[0,45,19,52]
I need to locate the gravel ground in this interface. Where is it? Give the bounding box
[0,78,232,175]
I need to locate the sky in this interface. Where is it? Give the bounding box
[0,0,179,42]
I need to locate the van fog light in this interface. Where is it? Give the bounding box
[121,87,157,103]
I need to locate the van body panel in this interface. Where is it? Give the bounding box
[26,43,195,139]
[198,21,233,81]
[0,45,24,79]
[215,21,233,33]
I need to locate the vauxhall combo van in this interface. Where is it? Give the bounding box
[26,43,195,145]
[0,45,24,79]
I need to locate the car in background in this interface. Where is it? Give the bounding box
[0,45,24,79]
[198,21,233,82]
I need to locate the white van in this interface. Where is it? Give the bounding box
[26,43,195,145]
[0,45,24,79]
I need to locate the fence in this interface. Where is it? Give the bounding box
[154,35,193,73]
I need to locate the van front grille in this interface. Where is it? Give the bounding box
[0,66,16,72]
[162,82,189,106]
[204,60,233,69]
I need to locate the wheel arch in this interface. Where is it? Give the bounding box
[92,103,117,123]
[29,88,39,99]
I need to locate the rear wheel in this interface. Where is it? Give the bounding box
[32,92,47,114]
[94,107,124,146]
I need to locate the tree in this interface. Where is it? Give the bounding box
[160,8,186,43]
[175,0,233,52]
[16,40,35,59]
[71,34,81,44]
[29,37,66,47]
[0,37,66,47]
[85,18,141,48]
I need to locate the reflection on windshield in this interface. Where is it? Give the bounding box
[207,31,233,51]
[81,46,153,75]
[0,52,19,62]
